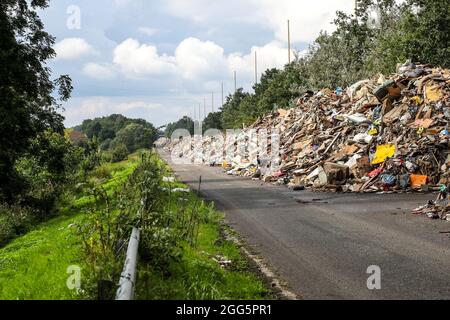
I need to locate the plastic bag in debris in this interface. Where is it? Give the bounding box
[371,144,396,165]
[410,174,428,189]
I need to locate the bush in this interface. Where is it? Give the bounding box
[0,215,14,247]
[111,144,129,163]
[100,138,112,151]
[101,152,113,163]
[92,165,112,181]
[139,226,182,274]
[81,153,101,173]
[0,204,36,247]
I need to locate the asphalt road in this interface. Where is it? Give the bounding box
[161,151,450,300]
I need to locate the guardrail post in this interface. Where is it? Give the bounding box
[116,227,140,300]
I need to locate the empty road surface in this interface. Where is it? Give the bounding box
[161,151,450,300]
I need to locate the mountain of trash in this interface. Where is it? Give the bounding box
[163,62,450,201]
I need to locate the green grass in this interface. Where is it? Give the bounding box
[0,214,82,299]
[135,161,270,301]
[0,155,140,300]
[137,223,270,300]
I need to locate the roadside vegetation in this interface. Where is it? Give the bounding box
[0,151,269,300]
[79,151,270,300]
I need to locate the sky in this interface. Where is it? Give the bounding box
[40,0,356,128]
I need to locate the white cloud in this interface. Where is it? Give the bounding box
[113,38,176,77]
[64,97,163,122]
[82,63,116,80]
[250,0,355,43]
[175,37,227,80]
[110,37,290,86]
[227,41,292,78]
[63,96,192,128]
[54,38,96,60]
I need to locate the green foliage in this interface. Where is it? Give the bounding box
[0,153,141,300]
[136,223,270,300]
[400,0,450,67]
[111,143,129,163]
[0,2,85,246]
[75,115,157,159]
[256,64,309,114]
[0,204,36,246]
[0,0,72,202]
[80,140,101,173]
[308,0,450,87]
[0,213,82,300]
[0,130,86,244]
[79,152,269,300]
[219,64,310,128]
[221,89,252,128]
[0,152,268,300]
[77,114,157,144]
[203,112,223,133]
[111,123,155,153]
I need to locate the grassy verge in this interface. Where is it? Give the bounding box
[137,223,269,300]
[135,177,270,300]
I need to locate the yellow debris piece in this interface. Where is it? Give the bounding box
[425,83,443,102]
[372,144,396,165]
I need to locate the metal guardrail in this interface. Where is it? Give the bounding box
[116,227,140,300]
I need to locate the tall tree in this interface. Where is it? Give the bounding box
[202,112,223,133]
[221,89,252,129]
[0,0,72,201]
[401,0,450,67]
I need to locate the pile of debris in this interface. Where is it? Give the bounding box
[166,62,450,196]
[155,137,170,148]
[226,62,450,194]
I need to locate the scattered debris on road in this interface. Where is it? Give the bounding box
[412,185,450,220]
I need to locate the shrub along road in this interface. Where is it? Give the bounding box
[161,151,450,299]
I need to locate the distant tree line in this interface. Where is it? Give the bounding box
[74,114,158,162]
[166,0,450,131]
